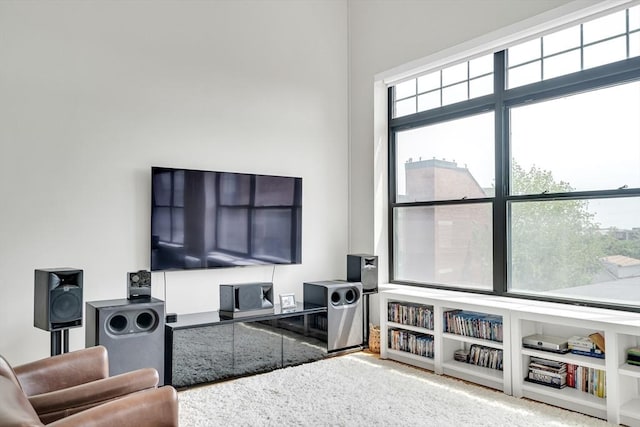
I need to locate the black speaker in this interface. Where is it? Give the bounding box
[34,268,83,331]
[127,270,151,300]
[85,298,165,384]
[347,254,378,293]
[219,282,274,318]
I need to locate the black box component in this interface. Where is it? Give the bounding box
[522,333,569,353]
[85,298,165,384]
[127,270,151,299]
[219,282,274,318]
[347,254,378,293]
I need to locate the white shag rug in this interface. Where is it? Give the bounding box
[178,352,609,426]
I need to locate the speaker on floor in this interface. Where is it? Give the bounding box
[347,254,378,293]
[34,268,83,331]
[85,298,165,384]
[303,280,363,352]
[127,270,151,300]
[219,282,274,318]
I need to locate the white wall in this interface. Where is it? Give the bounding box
[0,0,348,364]
[0,0,599,366]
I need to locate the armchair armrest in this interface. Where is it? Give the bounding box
[47,386,179,427]
[14,346,109,396]
[0,376,43,427]
[29,368,159,424]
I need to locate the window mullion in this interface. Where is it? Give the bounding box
[493,51,508,296]
[387,86,397,283]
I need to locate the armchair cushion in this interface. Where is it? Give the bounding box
[14,345,109,396]
[48,386,179,427]
[30,368,159,424]
[0,375,179,427]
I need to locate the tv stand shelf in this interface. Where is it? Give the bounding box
[164,303,328,387]
[380,287,640,425]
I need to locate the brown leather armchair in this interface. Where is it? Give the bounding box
[0,346,178,426]
[0,375,179,426]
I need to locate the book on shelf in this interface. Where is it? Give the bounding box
[526,355,568,389]
[627,347,640,366]
[529,356,566,370]
[565,363,606,398]
[528,362,566,374]
[525,376,567,389]
[569,348,605,359]
[568,335,595,350]
[568,333,605,357]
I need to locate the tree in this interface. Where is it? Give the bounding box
[510,163,605,291]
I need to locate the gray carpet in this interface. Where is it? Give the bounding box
[178,351,609,426]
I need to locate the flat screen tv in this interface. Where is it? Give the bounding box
[150,167,302,271]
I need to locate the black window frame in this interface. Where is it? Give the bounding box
[388,49,640,312]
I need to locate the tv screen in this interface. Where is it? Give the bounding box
[150,167,302,271]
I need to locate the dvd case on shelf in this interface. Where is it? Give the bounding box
[467,344,503,370]
[388,301,434,329]
[443,310,503,342]
[388,328,434,358]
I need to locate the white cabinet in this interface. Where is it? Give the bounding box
[380,289,512,394]
[511,310,609,421]
[379,287,640,424]
[383,297,435,371]
[616,324,640,427]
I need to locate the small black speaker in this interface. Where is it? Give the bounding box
[219,282,274,318]
[34,268,83,331]
[127,270,151,300]
[347,254,378,293]
[85,298,165,383]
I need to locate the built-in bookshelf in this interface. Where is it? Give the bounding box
[511,309,611,421]
[615,325,640,427]
[380,290,512,394]
[385,300,435,370]
[380,287,640,425]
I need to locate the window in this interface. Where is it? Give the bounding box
[506,7,640,89]
[393,54,494,118]
[388,5,640,310]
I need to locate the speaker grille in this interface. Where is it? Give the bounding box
[106,309,159,336]
[50,290,82,322]
[108,314,129,334]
